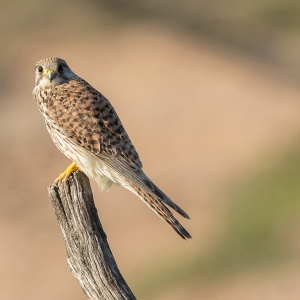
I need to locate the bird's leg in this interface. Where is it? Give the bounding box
[54,162,80,183]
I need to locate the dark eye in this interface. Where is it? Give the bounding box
[58,64,64,73]
[37,66,43,74]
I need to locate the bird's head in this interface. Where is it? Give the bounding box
[34,57,78,88]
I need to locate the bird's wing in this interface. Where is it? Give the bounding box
[51,78,189,219]
[98,152,190,219]
[52,78,143,170]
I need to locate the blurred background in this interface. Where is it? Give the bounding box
[1,0,300,299]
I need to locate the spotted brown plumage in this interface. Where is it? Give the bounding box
[33,57,191,239]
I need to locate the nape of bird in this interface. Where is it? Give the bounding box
[33,57,191,239]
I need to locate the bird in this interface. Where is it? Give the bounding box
[33,57,191,239]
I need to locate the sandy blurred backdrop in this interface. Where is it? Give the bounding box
[1,1,300,299]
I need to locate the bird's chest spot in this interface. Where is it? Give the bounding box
[36,91,56,124]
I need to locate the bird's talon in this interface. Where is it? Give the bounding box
[54,162,80,183]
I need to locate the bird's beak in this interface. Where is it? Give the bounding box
[46,69,56,82]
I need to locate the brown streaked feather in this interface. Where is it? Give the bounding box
[48,79,190,219]
[48,78,142,169]
[45,78,191,221]
[130,182,191,239]
[40,77,189,211]
[98,153,190,219]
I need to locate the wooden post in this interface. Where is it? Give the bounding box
[47,171,136,300]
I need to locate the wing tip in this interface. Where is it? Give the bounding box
[177,207,190,219]
[175,224,192,240]
[167,216,192,240]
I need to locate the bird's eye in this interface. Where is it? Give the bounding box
[37,66,43,74]
[58,64,64,73]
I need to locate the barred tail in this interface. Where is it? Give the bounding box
[128,182,192,240]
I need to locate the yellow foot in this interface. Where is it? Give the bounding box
[54,162,80,183]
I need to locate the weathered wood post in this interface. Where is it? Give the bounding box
[47,171,136,300]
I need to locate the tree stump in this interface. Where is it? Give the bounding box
[47,171,136,300]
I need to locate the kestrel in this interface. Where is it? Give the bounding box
[33,57,191,239]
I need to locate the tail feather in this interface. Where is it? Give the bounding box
[142,174,190,219]
[98,154,190,220]
[128,182,192,240]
